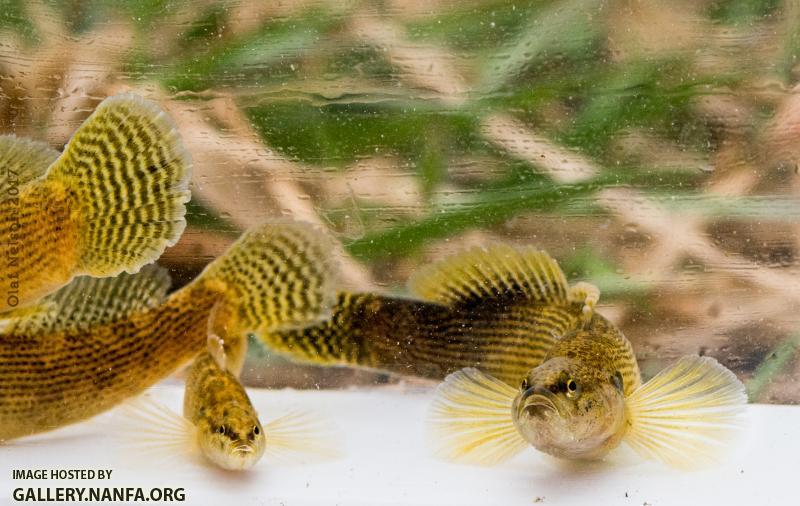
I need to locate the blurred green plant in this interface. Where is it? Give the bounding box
[3,0,799,393]
[746,333,800,401]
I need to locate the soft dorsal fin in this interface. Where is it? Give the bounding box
[3,264,171,335]
[408,245,571,307]
[0,135,60,196]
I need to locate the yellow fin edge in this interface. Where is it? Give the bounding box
[427,367,528,466]
[624,355,747,468]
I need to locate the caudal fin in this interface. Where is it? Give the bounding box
[624,355,747,468]
[45,93,191,277]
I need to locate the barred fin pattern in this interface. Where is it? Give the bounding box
[0,221,334,441]
[199,222,338,337]
[45,93,191,277]
[0,135,59,192]
[3,265,170,335]
[408,245,570,307]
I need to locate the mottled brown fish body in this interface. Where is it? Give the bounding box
[0,182,80,312]
[543,315,642,395]
[0,283,221,441]
[0,222,336,442]
[183,352,265,470]
[266,292,587,385]
[184,353,259,427]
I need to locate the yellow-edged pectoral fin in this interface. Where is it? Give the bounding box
[624,355,747,468]
[428,368,527,466]
[263,411,341,464]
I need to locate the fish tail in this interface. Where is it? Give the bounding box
[197,222,338,345]
[256,292,376,367]
[623,355,747,468]
[45,93,191,277]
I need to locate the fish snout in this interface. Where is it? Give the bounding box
[517,387,560,419]
[232,444,255,455]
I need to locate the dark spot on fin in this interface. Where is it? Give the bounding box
[407,245,574,308]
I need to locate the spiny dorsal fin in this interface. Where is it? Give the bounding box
[428,367,528,466]
[624,355,747,468]
[0,135,59,196]
[409,245,571,307]
[3,264,170,335]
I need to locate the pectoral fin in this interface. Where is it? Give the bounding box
[115,395,199,461]
[263,411,341,464]
[428,367,527,466]
[624,355,747,468]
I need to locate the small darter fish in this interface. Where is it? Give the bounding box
[258,245,746,466]
[126,345,337,471]
[0,94,190,315]
[0,222,335,442]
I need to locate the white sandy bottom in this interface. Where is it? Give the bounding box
[0,383,793,506]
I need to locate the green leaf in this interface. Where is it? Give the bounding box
[746,333,800,401]
[478,0,605,92]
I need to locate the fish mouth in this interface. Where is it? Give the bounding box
[517,389,562,419]
[231,445,255,455]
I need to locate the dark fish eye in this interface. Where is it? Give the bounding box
[217,425,226,435]
[565,378,581,398]
[253,426,260,436]
[520,379,529,391]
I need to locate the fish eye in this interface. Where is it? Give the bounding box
[566,379,580,398]
[253,426,260,436]
[217,425,226,435]
[520,379,529,392]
